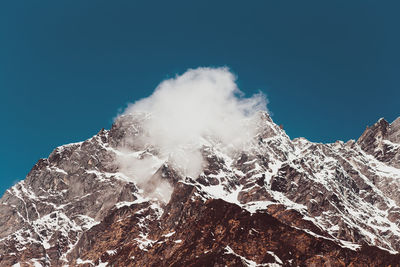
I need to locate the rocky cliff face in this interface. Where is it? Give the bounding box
[1,112,400,266]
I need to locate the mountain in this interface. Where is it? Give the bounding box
[1,112,400,266]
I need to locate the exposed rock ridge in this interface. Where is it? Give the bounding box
[357,117,400,167]
[0,112,399,266]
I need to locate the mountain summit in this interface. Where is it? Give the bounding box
[1,113,400,266]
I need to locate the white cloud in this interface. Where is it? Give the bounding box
[115,67,268,201]
[116,153,173,202]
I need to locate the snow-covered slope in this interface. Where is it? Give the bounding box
[0,112,400,266]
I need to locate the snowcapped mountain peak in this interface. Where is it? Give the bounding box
[1,114,400,266]
[389,116,400,144]
[357,117,400,168]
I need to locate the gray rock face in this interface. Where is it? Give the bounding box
[0,112,399,266]
[357,117,400,168]
[389,117,400,144]
[0,129,139,266]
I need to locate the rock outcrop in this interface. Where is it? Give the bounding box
[0,112,399,266]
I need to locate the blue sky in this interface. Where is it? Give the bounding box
[1,0,399,195]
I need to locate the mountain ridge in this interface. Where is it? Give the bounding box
[1,112,400,266]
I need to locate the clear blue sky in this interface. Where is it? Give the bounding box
[1,0,399,195]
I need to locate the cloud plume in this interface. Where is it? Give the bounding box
[116,67,268,201]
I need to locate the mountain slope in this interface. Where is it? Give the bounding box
[1,112,400,266]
